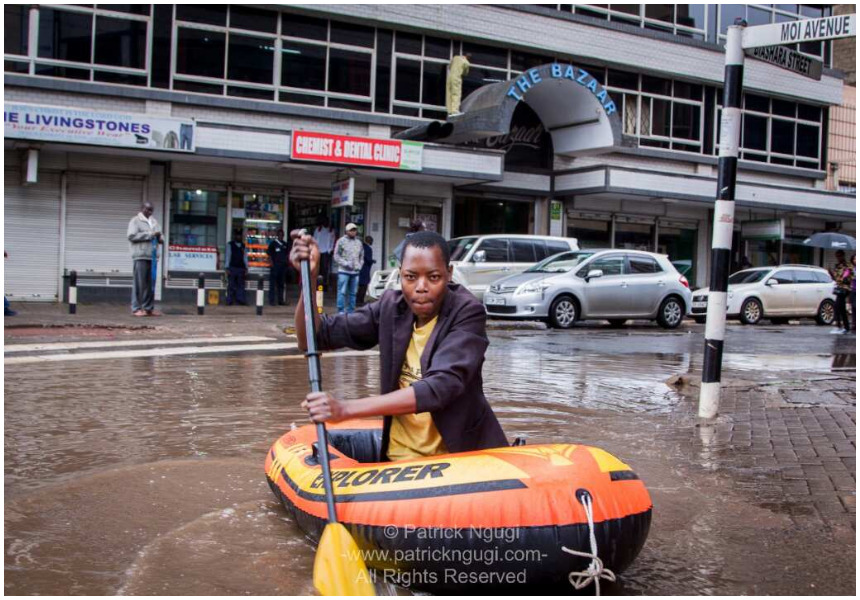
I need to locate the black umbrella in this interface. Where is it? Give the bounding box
[802,232,856,250]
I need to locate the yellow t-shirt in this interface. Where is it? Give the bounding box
[387,316,448,461]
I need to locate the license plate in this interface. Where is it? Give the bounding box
[692,302,707,309]
[486,297,506,306]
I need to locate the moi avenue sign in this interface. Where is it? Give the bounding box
[743,13,855,49]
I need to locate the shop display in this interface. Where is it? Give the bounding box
[234,195,285,270]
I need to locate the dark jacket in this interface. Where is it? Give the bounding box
[318,283,508,456]
[359,243,375,285]
[267,239,289,266]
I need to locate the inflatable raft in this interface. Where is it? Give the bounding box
[265,420,651,593]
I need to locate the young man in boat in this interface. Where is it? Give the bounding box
[290,229,508,461]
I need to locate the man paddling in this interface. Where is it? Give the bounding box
[290,229,508,460]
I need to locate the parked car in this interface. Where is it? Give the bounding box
[483,249,692,329]
[689,265,836,326]
[367,234,579,301]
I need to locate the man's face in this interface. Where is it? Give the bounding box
[347,228,358,238]
[837,252,846,262]
[400,245,451,322]
[142,204,154,218]
[277,230,284,241]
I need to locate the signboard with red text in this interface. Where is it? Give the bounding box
[290,131,423,171]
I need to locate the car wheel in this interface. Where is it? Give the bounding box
[607,319,627,328]
[770,317,790,325]
[549,296,577,329]
[657,296,684,329]
[815,299,835,326]
[739,298,763,325]
[693,316,706,324]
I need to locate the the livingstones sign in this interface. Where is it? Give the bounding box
[742,13,855,49]
[745,45,823,80]
[291,131,423,171]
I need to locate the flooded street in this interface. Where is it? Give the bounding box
[5,323,855,595]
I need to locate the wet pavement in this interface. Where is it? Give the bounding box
[4,304,856,595]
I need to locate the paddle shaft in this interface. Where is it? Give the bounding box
[300,259,339,523]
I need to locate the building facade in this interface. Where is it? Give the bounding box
[4,4,855,302]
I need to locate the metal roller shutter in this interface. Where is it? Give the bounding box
[65,174,145,274]
[4,169,62,300]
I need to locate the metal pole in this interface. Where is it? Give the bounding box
[256,276,264,316]
[68,270,77,315]
[699,21,745,419]
[197,273,205,316]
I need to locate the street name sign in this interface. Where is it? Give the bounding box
[744,45,823,80]
[743,14,855,49]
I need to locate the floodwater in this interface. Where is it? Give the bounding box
[4,328,855,595]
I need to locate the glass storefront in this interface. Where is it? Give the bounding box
[567,219,611,249]
[658,224,697,282]
[453,197,530,238]
[615,221,654,251]
[169,188,228,270]
[782,236,815,266]
[233,192,285,271]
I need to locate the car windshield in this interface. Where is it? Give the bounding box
[728,269,770,284]
[526,251,595,273]
[449,237,478,262]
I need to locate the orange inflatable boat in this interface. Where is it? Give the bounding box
[265,420,651,593]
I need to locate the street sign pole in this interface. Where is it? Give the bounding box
[699,23,745,419]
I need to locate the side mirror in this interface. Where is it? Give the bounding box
[586,269,604,281]
[472,250,486,263]
[766,279,779,286]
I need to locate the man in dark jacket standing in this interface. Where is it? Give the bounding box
[266,229,289,306]
[290,229,508,460]
[225,230,248,306]
[357,235,375,306]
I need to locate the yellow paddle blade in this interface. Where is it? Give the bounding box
[313,522,376,596]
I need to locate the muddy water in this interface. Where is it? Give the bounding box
[4,331,855,595]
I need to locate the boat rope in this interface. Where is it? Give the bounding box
[562,491,616,596]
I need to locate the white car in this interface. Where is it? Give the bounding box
[367,234,579,301]
[690,265,836,326]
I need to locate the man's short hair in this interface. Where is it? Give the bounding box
[402,231,450,265]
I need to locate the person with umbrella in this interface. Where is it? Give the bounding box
[830,250,853,334]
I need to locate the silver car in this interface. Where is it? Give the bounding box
[483,249,693,329]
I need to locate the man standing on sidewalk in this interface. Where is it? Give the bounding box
[225,230,248,306]
[357,235,375,306]
[313,217,335,285]
[333,223,364,314]
[266,229,289,306]
[127,202,162,317]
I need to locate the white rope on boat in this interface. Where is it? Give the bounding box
[562,491,616,596]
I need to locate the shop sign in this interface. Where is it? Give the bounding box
[741,219,785,241]
[550,200,563,237]
[4,103,195,152]
[291,131,423,171]
[331,178,355,208]
[168,245,218,271]
[505,64,616,116]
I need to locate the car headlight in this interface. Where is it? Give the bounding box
[515,281,550,296]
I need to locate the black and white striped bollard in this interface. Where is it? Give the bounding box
[700,20,745,419]
[197,273,205,316]
[256,277,264,316]
[69,270,77,314]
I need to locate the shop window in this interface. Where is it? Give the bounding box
[176,28,226,79]
[281,42,326,90]
[169,189,228,268]
[94,15,147,69]
[230,5,277,33]
[39,8,93,63]
[5,5,29,56]
[616,222,654,251]
[282,13,327,40]
[227,33,274,84]
[568,220,611,249]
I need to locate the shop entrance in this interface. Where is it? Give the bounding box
[386,200,442,268]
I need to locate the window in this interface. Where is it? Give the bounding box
[511,240,537,263]
[628,255,662,274]
[771,270,794,284]
[546,240,572,256]
[582,255,625,277]
[5,5,29,57]
[568,4,707,40]
[393,32,451,118]
[33,5,150,85]
[476,239,509,262]
[792,270,819,284]
[719,94,825,170]
[814,271,833,284]
[176,28,226,79]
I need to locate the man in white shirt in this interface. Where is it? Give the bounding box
[313,217,335,283]
[127,202,162,316]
